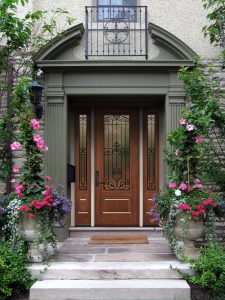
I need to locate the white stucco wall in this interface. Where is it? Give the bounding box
[17,0,222,59]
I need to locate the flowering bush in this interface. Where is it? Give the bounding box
[8,111,71,260]
[167,178,219,222]
[17,181,71,225]
[154,178,221,248]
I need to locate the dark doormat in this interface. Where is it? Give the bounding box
[89,234,149,244]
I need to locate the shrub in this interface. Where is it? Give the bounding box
[178,243,225,299]
[0,240,33,300]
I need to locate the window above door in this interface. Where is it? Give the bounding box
[97,0,137,21]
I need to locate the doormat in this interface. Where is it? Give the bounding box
[89,235,148,244]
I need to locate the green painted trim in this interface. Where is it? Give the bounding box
[35,23,84,61]
[37,60,194,69]
[149,23,197,60]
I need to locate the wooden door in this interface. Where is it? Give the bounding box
[95,108,139,226]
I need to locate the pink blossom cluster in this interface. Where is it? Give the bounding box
[33,134,48,151]
[12,165,20,173]
[178,203,190,211]
[10,141,21,151]
[16,183,24,197]
[30,118,40,131]
[168,181,176,188]
[179,118,203,144]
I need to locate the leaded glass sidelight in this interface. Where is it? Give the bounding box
[79,115,87,190]
[104,115,130,190]
[147,115,156,190]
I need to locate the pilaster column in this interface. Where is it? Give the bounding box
[165,91,186,136]
[44,90,67,189]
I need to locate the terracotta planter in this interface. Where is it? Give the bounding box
[174,214,205,260]
[20,214,43,263]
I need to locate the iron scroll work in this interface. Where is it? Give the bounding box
[85,6,148,59]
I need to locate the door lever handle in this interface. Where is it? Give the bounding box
[95,170,100,187]
[95,170,105,186]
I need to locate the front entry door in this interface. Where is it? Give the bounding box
[95,109,139,226]
[74,107,159,226]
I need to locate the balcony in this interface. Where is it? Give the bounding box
[85,6,148,59]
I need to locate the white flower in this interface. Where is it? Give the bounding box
[175,189,181,196]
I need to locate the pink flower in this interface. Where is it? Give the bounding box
[179,182,188,190]
[183,204,191,211]
[33,134,42,143]
[42,145,48,151]
[12,165,20,173]
[195,178,201,183]
[29,213,35,218]
[175,149,180,156]
[195,135,203,143]
[178,204,183,209]
[10,179,16,183]
[46,176,51,181]
[197,183,203,188]
[168,181,176,189]
[179,118,186,125]
[37,140,45,149]
[10,141,21,151]
[192,211,199,216]
[186,124,194,131]
[19,205,30,211]
[30,118,40,131]
[16,183,24,197]
[213,203,217,207]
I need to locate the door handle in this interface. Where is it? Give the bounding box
[95,170,105,186]
[95,170,100,187]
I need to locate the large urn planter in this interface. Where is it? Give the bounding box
[174,214,205,260]
[20,214,43,263]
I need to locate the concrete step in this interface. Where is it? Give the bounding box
[69,227,164,238]
[30,279,191,300]
[29,261,193,280]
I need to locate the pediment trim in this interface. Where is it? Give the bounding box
[149,23,197,60]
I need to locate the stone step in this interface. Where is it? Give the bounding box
[30,279,191,300]
[69,227,164,238]
[29,261,192,280]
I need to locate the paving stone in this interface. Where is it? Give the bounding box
[55,254,93,262]
[94,253,176,262]
[59,246,106,254]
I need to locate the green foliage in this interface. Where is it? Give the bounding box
[179,243,225,299]
[155,187,174,222]
[202,0,225,46]
[166,61,225,190]
[0,240,32,300]
[0,0,75,185]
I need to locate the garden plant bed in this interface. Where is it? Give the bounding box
[190,283,213,300]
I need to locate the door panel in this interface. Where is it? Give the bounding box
[95,109,139,226]
[143,112,159,225]
[75,111,91,225]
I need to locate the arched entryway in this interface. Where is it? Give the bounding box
[36,23,196,228]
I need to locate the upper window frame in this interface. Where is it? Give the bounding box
[96,0,138,22]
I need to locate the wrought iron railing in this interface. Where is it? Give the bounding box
[85,6,148,59]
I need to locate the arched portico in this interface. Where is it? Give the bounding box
[36,23,196,228]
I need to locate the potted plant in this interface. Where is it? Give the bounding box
[17,180,71,262]
[154,178,220,259]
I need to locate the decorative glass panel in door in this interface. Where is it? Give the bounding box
[75,112,91,225]
[95,109,139,226]
[143,112,159,225]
